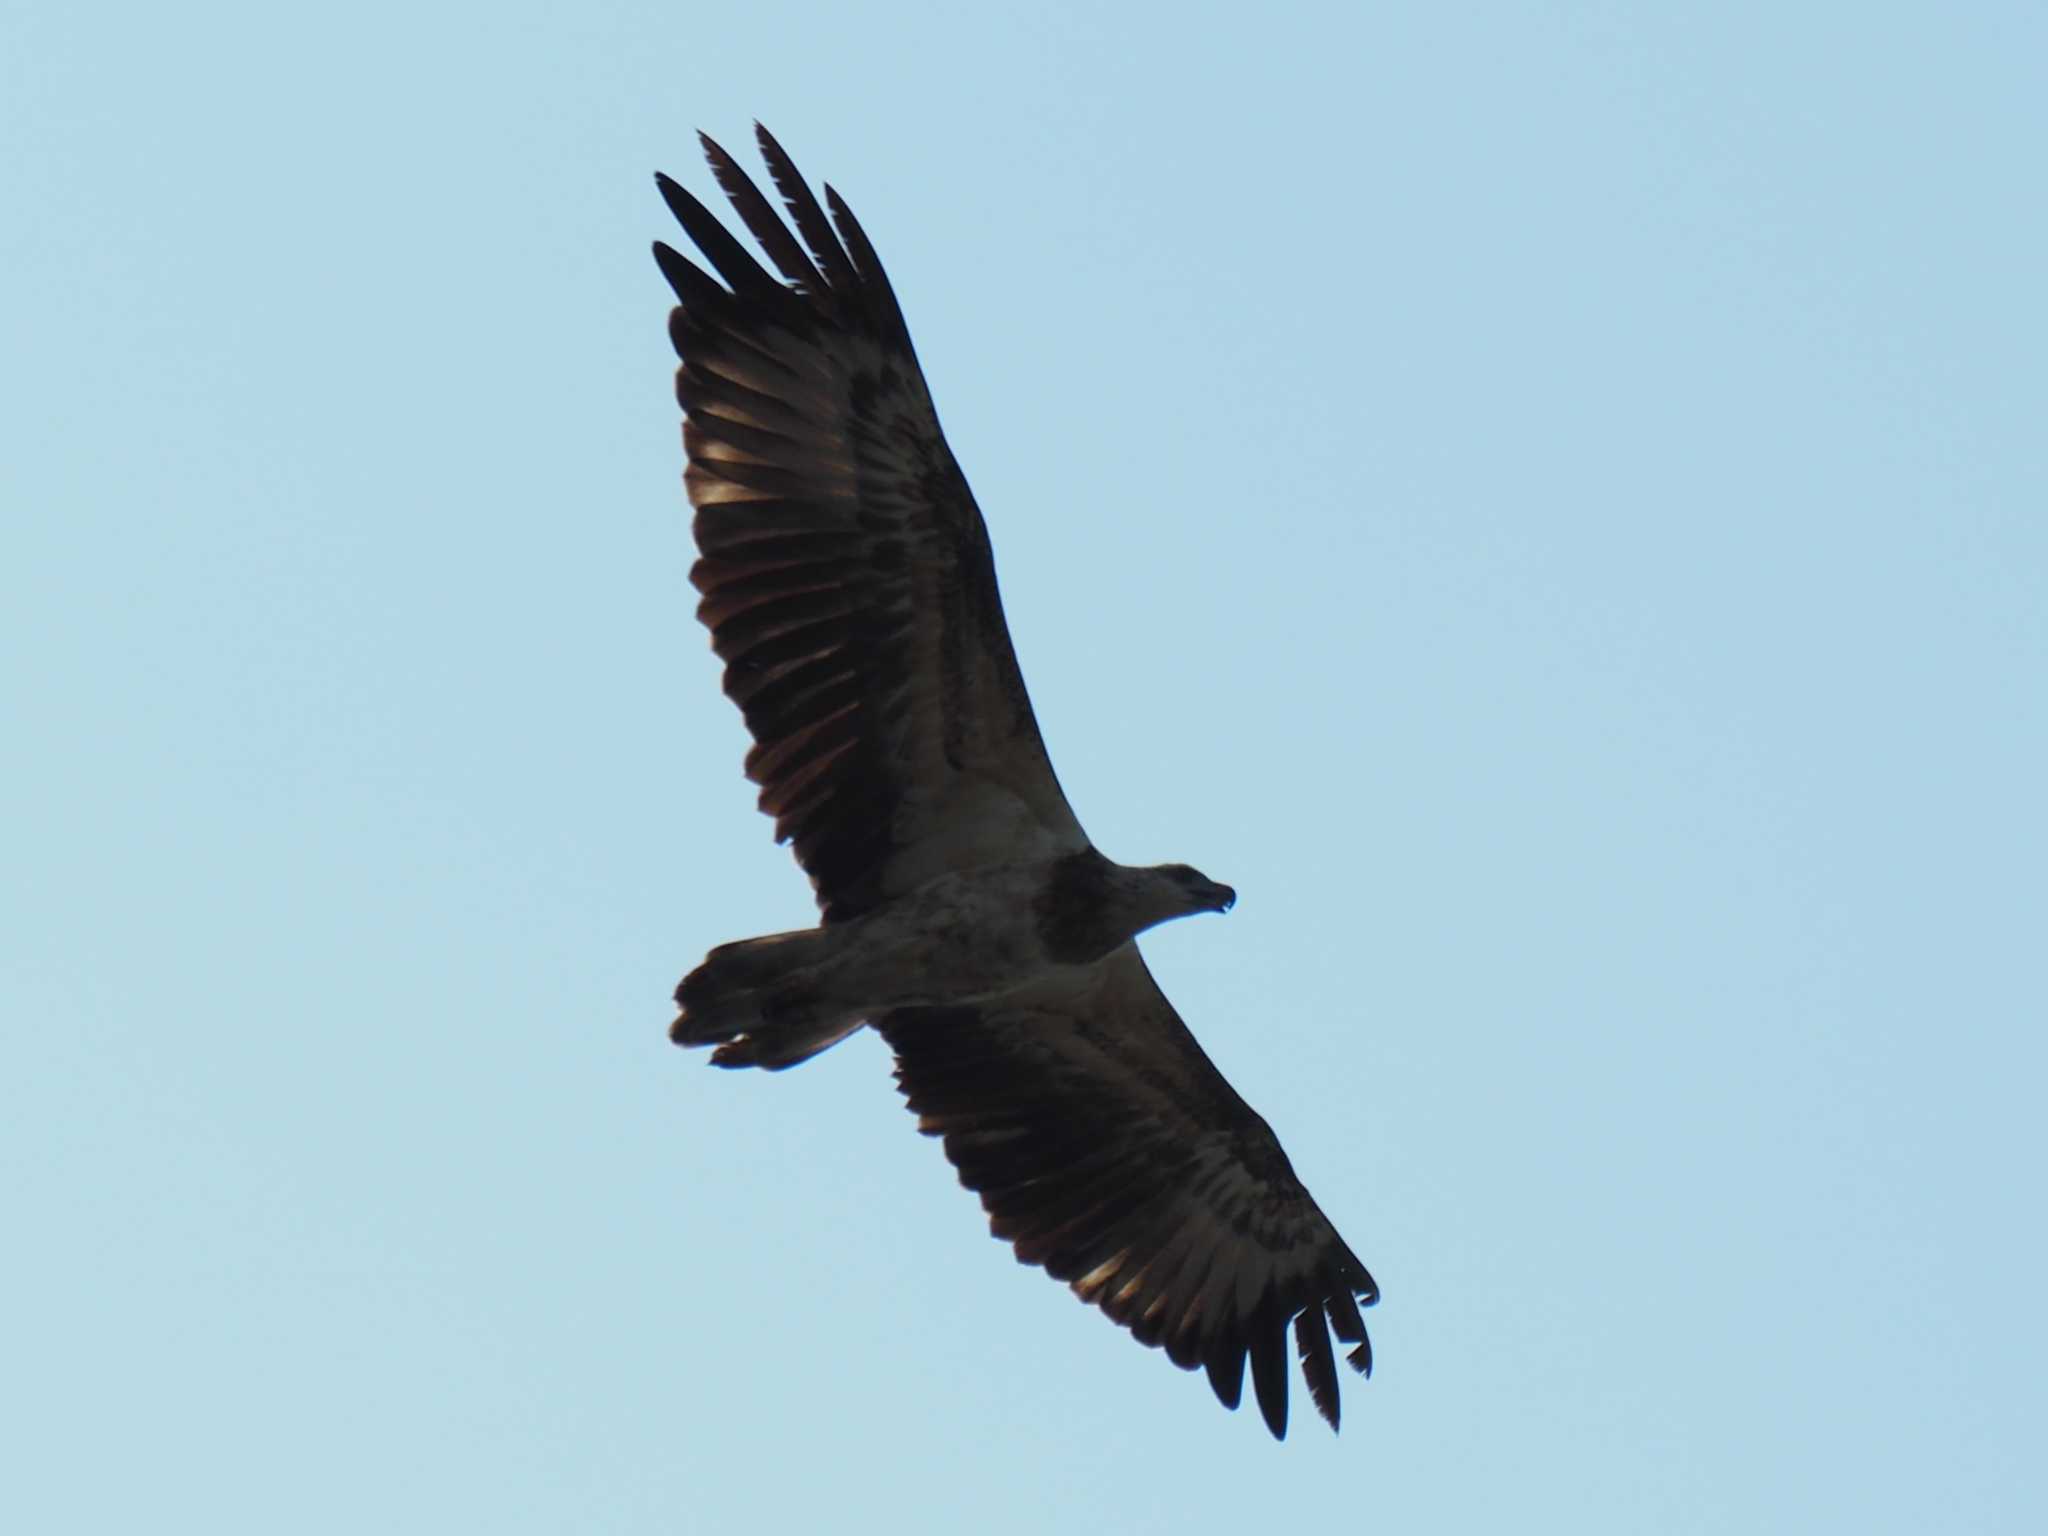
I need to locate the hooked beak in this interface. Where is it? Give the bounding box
[1212,882,1237,914]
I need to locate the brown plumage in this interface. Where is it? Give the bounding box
[657,125,1378,1438]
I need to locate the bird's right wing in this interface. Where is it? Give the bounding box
[878,946,1378,1438]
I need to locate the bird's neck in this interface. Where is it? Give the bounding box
[1035,851,1189,965]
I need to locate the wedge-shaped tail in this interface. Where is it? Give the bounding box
[671,931,864,1071]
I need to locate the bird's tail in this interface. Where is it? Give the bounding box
[670,930,866,1071]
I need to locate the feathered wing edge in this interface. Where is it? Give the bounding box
[877,958,1377,1439]
[655,124,915,358]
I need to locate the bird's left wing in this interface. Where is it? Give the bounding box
[877,948,1378,1438]
[654,127,1088,924]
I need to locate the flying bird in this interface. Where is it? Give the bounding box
[654,125,1378,1439]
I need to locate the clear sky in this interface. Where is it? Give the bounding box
[6,2,2044,1531]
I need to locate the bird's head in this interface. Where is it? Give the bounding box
[1083,857,1238,954]
[1156,862,1238,918]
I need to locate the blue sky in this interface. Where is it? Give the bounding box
[6,2,2044,1530]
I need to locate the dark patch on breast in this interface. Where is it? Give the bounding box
[1034,848,1121,964]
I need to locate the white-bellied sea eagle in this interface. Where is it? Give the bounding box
[655,125,1379,1438]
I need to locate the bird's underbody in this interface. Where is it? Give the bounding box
[656,125,1378,1439]
[674,851,1236,1070]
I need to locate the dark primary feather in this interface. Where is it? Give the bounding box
[655,126,1086,923]
[878,948,1378,1438]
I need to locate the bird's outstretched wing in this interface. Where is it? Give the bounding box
[879,948,1378,1438]
[655,126,1087,923]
